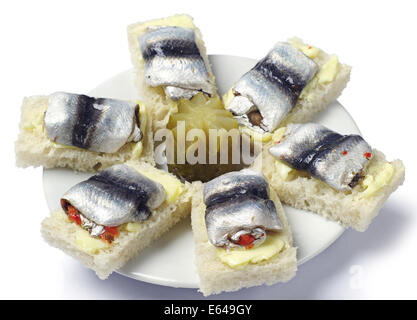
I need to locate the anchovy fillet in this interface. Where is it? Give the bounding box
[205,195,282,248]
[61,164,166,227]
[203,169,270,207]
[227,42,318,132]
[269,123,373,191]
[203,169,281,249]
[44,92,142,153]
[139,26,214,100]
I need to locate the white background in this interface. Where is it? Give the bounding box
[1,0,416,299]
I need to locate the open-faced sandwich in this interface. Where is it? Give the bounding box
[223,38,351,144]
[252,123,405,231]
[15,92,154,171]
[191,169,297,296]
[128,14,218,131]
[128,14,243,181]
[41,161,195,279]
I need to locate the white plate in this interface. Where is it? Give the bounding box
[43,55,358,289]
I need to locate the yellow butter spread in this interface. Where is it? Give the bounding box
[216,233,286,268]
[361,162,394,198]
[75,229,109,254]
[52,211,109,254]
[23,103,47,136]
[240,127,272,142]
[136,168,184,204]
[275,160,294,181]
[122,170,184,233]
[288,38,340,86]
[222,89,234,109]
[318,55,339,84]
[241,125,287,144]
[271,127,286,143]
[124,222,142,233]
[288,38,321,59]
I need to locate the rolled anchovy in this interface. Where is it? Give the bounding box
[61,164,166,227]
[269,123,373,191]
[203,169,270,207]
[44,92,142,153]
[226,42,318,132]
[205,195,282,248]
[203,169,281,249]
[139,26,214,100]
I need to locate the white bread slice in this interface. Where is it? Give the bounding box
[127,14,217,132]
[15,95,154,172]
[252,144,405,232]
[223,37,351,129]
[41,161,195,279]
[191,182,297,296]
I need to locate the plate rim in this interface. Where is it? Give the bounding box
[42,54,359,289]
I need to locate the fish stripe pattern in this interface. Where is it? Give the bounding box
[44,92,142,153]
[269,123,372,191]
[61,164,166,227]
[139,26,214,100]
[227,42,318,132]
[71,95,103,149]
[203,169,282,248]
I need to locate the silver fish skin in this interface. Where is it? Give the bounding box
[163,86,200,101]
[269,123,373,191]
[44,92,142,153]
[139,26,214,99]
[205,195,282,248]
[79,214,105,237]
[61,164,166,227]
[227,42,318,133]
[203,169,270,207]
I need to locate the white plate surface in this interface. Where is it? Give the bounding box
[43,55,359,289]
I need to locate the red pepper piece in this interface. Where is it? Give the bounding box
[104,226,119,237]
[100,226,119,243]
[67,205,81,226]
[364,152,372,159]
[237,234,255,247]
[342,150,348,156]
